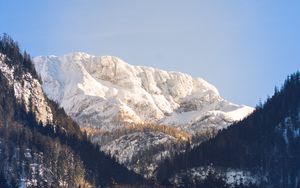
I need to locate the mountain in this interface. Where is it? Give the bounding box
[156,72,300,187]
[33,52,253,177]
[0,34,147,187]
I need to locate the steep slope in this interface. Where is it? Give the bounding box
[33,52,253,176]
[0,34,146,187]
[157,72,300,187]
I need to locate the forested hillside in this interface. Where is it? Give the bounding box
[157,72,300,188]
[0,34,147,187]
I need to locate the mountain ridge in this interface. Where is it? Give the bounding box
[33,52,253,177]
[33,52,253,130]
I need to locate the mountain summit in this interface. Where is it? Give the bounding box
[34,52,253,176]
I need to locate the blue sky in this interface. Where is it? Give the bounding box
[1,0,299,107]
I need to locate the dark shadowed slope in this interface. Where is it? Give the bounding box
[157,72,300,188]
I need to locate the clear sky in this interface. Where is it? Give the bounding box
[1,0,299,107]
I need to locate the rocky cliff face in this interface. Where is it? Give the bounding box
[0,53,53,125]
[34,52,253,177]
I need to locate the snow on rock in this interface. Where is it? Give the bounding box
[103,131,175,163]
[13,73,53,124]
[102,131,176,178]
[0,54,14,82]
[0,53,52,125]
[33,52,254,176]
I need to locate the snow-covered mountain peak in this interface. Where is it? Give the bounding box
[34,53,253,176]
[33,53,253,132]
